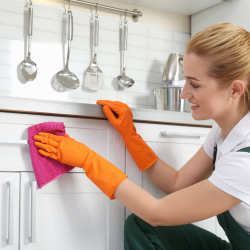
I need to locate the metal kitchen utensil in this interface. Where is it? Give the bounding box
[162,51,185,85]
[54,10,80,90]
[86,15,103,90]
[153,87,184,112]
[118,20,134,88]
[20,2,37,81]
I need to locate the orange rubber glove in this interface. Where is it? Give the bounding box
[34,132,128,200]
[97,100,158,171]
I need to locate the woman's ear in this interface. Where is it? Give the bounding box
[230,80,245,99]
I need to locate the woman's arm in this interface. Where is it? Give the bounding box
[144,158,177,195]
[144,146,214,195]
[113,178,242,227]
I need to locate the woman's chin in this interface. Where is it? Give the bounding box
[192,112,210,121]
[192,112,203,121]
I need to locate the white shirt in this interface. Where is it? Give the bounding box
[203,111,250,234]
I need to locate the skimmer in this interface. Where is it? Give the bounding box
[54,10,80,91]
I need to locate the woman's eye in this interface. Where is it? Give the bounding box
[191,82,198,88]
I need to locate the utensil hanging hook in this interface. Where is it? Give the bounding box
[124,9,127,24]
[68,0,72,12]
[95,3,98,18]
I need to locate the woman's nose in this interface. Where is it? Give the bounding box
[180,84,192,99]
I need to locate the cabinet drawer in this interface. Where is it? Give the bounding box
[0,112,125,172]
[134,122,211,144]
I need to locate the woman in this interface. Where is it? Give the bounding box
[34,22,250,249]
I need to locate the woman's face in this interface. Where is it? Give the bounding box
[180,53,231,121]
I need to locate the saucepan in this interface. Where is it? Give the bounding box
[153,87,184,112]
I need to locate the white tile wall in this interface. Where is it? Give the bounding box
[0,0,190,109]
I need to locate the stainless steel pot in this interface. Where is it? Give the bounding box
[153,87,184,112]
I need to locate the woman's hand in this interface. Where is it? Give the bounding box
[34,132,86,168]
[96,100,136,138]
[97,100,158,171]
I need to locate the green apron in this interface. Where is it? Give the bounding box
[124,146,250,250]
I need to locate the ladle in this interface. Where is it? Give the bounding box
[20,2,37,81]
[118,20,134,88]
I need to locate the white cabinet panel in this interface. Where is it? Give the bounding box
[165,143,201,171]
[20,172,125,250]
[0,172,20,250]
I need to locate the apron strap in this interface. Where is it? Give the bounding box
[237,147,250,153]
[213,145,217,171]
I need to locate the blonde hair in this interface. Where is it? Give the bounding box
[186,22,250,114]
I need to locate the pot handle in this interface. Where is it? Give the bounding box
[178,53,184,67]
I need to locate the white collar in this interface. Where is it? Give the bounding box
[216,111,250,155]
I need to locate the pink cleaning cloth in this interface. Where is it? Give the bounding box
[28,122,74,188]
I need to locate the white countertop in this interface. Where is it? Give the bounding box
[0,96,214,127]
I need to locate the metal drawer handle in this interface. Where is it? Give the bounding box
[0,139,28,144]
[161,131,206,138]
[29,181,37,243]
[6,181,14,245]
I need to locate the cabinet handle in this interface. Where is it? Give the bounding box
[0,139,28,144]
[29,181,37,243]
[6,181,14,245]
[161,131,206,138]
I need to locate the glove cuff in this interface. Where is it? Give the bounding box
[84,152,128,200]
[123,131,158,171]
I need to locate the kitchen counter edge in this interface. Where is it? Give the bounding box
[0,96,214,127]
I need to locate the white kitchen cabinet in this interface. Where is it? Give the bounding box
[19,172,124,250]
[0,112,126,250]
[126,122,228,241]
[0,172,20,250]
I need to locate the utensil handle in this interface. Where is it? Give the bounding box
[6,181,14,245]
[68,11,73,41]
[161,131,206,138]
[28,4,33,36]
[94,18,99,46]
[29,181,37,243]
[123,22,128,51]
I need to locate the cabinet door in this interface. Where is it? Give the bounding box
[20,172,125,250]
[126,123,219,235]
[0,172,20,250]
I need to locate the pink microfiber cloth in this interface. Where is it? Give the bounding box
[28,122,74,188]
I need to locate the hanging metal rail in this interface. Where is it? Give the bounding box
[66,0,143,22]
